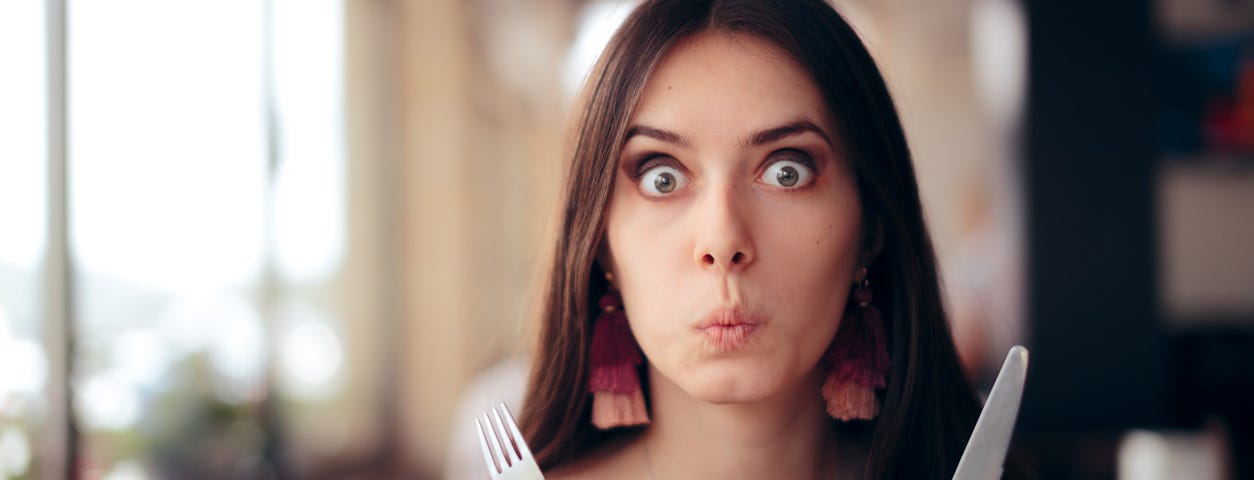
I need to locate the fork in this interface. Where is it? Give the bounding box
[476,402,546,479]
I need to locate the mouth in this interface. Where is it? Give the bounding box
[696,306,762,351]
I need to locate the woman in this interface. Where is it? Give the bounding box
[519,0,1003,477]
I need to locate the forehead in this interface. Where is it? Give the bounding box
[631,32,833,134]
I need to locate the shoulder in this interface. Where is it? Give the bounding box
[544,432,647,480]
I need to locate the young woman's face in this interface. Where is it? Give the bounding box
[602,32,865,404]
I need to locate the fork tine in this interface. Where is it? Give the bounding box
[499,402,532,461]
[483,411,510,471]
[491,405,520,465]
[475,416,501,478]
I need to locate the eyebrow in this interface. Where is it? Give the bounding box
[622,119,834,149]
[623,125,691,148]
[746,120,834,149]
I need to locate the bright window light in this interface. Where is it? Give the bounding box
[563,0,638,98]
[0,0,47,272]
[272,0,347,284]
[69,0,267,294]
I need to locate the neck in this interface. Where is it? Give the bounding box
[641,365,846,479]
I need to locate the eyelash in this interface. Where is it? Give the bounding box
[629,153,678,179]
[764,149,818,175]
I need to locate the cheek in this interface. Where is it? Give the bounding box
[603,187,691,318]
[755,198,862,340]
[769,219,860,291]
[606,195,678,273]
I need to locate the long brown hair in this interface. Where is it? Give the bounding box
[520,0,990,477]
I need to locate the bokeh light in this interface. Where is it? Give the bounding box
[76,375,141,432]
[0,426,31,478]
[206,302,266,403]
[102,460,149,480]
[0,308,47,399]
[278,300,344,400]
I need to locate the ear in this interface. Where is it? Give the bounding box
[594,242,617,286]
[859,216,884,268]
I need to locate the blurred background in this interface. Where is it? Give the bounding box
[0,0,1250,478]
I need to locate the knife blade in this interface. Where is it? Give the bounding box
[952,345,1029,480]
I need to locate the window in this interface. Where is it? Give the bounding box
[0,1,49,478]
[5,1,357,477]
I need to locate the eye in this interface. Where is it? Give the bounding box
[639,164,690,197]
[760,151,815,188]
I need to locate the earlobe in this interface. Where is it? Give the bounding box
[859,218,885,268]
[595,244,617,287]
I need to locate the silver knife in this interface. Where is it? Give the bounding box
[952,345,1029,480]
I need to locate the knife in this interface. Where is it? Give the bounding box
[952,345,1029,480]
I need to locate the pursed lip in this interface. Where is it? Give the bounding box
[695,306,763,351]
[695,305,763,329]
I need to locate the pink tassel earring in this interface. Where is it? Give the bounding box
[588,274,650,429]
[822,267,891,421]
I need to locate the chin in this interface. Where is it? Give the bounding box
[680,364,785,404]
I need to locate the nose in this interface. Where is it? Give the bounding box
[693,182,755,273]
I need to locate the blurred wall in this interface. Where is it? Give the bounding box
[382,0,572,472]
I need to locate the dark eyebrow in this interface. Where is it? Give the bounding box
[623,119,833,149]
[746,120,834,149]
[623,125,691,148]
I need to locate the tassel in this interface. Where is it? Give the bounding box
[822,280,890,420]
[591,390,649,429]
[828,305,889,388]
[589,309,641,367]
[589,364,641,392]
[588,290,650,429]
[822,376,880,421]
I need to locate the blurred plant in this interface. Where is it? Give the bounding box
[78,351,271,479]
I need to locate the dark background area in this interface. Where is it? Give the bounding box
[1023,0,1253,478]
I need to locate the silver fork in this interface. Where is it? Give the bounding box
[476,402,546,479]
